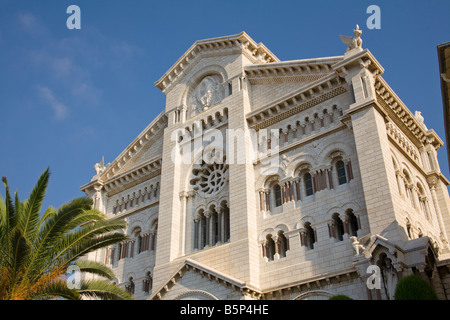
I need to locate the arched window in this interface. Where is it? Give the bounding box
[336,160,347,185]
[406,218,412,239]
[304,172,314,196]
[346,209,359,237]
[417,184,430,221]
[265,234,275,261]
[300,222,316,250]
[193,204,230,251]
[403,170,415,208]
[143,271,153,294]
[418,228,423,238]
[276,231,289,258]
[274,184,282,207]
[330,213,344,241]
[125,277,135,295]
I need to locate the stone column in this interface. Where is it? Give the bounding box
[204,210,212,248]
[295,180,301,201]
[216,206,223,244]
[193,214,201,250]
[428,177,449,247]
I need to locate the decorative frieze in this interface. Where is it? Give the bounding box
[386,121,420,162]
[102,158,162,197]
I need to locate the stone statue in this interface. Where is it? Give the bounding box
[350,236,365,255]
[380,257,398,300]
[94,156,106,175]
[340,25,363,52]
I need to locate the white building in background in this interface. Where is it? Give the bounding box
[81,28,450,300]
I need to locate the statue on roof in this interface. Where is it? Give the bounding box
[340,25,363,52]
[94,156,106,175]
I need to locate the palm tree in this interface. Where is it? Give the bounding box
[0,168,134,300]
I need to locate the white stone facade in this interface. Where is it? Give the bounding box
[81,30,450,300]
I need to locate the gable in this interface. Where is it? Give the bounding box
[155,32,279,94]
[246,56,343,111]
[81,111,167,197]
[150,259,261,300]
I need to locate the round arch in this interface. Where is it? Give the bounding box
[293,290,334,300]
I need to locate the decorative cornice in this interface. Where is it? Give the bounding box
[154,32,279,93]
[245,56,343,85]
[374,76,443,150]
[102,157,162,196]
[332,48,384,78]
[386,121,420,163]
[80,111,167,196]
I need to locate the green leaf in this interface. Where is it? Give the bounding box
[75,260,116,280]
[78,280,135,300]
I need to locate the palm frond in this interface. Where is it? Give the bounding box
[33,279,81,300]
[19,168,49,240]
[25,197,99,277]
[78,280,134,300]
[2,176,15,231]
[0,168,130,300]
[75,260,116,280]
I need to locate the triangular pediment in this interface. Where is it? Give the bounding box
[80,111,167,196]
[150,259,261,300]
[245,55,343,85]
[154,32,280,93]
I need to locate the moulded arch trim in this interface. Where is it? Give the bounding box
[128,220,145,235]
[287,153,317,178]
[124,272,137,282]
[400,163,414,182]
[259,228,275,242]
[293,290,334,300]
[149,218,158,232]
[325,206,345,219]
[341,201,361,214]
[143,266,154,276]
[180,64,229,107]
[318,141,353,165]
[262,174,282,189]
[143,211,159,233]
[207,201,219,211]
[390,149,401,170]
[173,289,219,300]
[296,215,316,229]
[218,196,229,207]
[415,176,429,197]
[274,224,289,234]
[195,204,207,213]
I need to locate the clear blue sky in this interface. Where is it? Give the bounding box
[0,0,449,210]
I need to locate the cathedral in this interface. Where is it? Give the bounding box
[81,28,450,300]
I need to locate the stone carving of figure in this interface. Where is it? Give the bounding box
[414,111,428,130]
[190,75,224,117]
[350,236,365,255]
[92,156,110,181]
[380,256,398,300]
[94,156,106,175]
[340,25,363,52]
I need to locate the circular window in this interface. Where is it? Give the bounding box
[191,162,228,197]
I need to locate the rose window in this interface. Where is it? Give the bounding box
[190,162,228,197]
